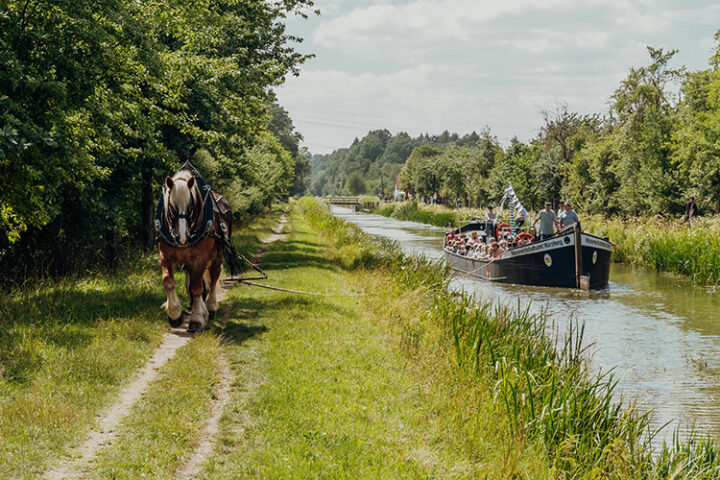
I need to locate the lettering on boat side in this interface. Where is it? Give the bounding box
[581,235,612,251]
[507,237,572,257]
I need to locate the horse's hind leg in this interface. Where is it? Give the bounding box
[187,266,209,333]
[161,261,184,328]
[206,254,223,322]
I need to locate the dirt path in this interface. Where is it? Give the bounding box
[176,214,287,479]
[45,328,191,480]
[44,215,288,480]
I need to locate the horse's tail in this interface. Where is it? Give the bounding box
[223,241,247,277]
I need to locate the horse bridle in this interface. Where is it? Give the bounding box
[156,168,214,248]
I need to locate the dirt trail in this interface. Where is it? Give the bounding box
[45,328,191,480]
[177,214,287,479]
[44,215,287,480]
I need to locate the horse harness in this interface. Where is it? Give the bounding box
[155,164,231,249]
[155,163,360,296]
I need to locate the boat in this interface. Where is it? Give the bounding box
[443,186,612,290]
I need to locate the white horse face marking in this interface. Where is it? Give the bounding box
[166,173,195,245]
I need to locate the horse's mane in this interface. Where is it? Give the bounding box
[164,170,204,229]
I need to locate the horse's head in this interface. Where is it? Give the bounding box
[165,171,198,246]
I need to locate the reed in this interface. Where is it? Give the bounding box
[375,201,477,228]
[584,215,720,285]
[307,197,720,478]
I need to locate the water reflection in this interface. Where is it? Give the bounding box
[333,206,720,444]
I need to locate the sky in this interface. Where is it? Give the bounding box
[275,0,720,154]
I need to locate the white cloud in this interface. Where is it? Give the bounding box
[278,0,720,153]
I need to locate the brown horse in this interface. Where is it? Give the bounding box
[157,167,230,332]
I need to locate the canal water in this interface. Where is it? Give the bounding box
[332,206,720,445]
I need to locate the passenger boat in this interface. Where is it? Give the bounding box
[443,186,613,290]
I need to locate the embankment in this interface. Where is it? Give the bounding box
[0,207,284,480]
[304,198,720,478]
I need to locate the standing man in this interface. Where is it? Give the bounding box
[485,206,497,238]
[532,202,558,241]
[556,201,566,228]
[684,197,698,227]
[563,202,579,227]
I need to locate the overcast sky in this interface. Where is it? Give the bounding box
[275,0,720,154]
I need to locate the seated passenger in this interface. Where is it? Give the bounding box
[497,240,508,257]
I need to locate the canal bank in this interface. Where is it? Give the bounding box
[332,206,720,447]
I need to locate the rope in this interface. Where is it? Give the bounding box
[234,280,365,297]
[223,239,365,297]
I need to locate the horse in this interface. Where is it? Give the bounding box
[156,163,233,333]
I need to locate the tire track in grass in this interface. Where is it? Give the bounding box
[44,327,192,480]
[46,215,287,480]
[176,215,286,479]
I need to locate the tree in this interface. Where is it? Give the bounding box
[0,0,316,282]
[609,47,683,214]
[345,172,367,195]
[672,32,720,213]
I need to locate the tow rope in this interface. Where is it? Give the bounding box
[222,248,365,297]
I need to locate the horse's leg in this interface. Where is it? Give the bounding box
[206,253,223,322]
[161,260,184,327]
[187,265,209,333]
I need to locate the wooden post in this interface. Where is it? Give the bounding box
[573,222,584,289]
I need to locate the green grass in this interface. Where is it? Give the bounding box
[4,198,720,479]
[197,201,550,479]
[296,198,720,478]
[584,215,720,285]
[0,206,285,480]
[0,256,167,480]
[375,200,481,228]
[87,334,222,479]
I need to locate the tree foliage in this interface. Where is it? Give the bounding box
[310,37,720,216]
[0,0,313,282]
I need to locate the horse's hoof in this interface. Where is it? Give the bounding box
[188,321,202,333]
[208,311,216,322]
[168,311,184,328]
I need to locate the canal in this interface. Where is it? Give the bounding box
[332,206,720,445]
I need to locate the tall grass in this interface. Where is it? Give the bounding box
[585,215,720,285]
[376,201,475,228]
[305,196,720,478]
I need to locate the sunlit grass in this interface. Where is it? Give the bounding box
[585,215,720,285]
[198,202,550,479]
[0,207,285,480]
[0,258,166,480]
[87,334,222,480]
[311,197,720,478]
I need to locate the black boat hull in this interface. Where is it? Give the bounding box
[445,230,612,289]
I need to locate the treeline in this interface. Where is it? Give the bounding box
[311,39,720,216]
[310,130,483,197]
[0,0,313,285]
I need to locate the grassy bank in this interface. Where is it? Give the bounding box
[198,200,551,478]
[584,215,720,285]
[0,206,283,480]
[292,198,719,478]
[376,200,473,228]
[376,200,720,285]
